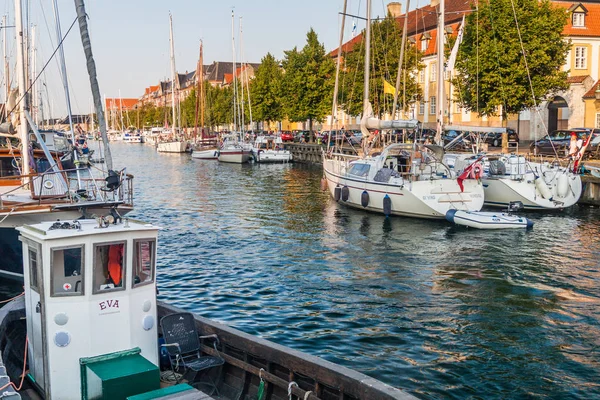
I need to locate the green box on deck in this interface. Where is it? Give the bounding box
[80,348,160,400]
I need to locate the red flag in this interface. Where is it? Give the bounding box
[457,155,485,192]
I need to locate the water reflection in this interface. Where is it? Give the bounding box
[2,142,598,399]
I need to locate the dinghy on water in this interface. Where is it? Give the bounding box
[446,201,534,229]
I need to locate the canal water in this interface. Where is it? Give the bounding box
[2,142,599,399]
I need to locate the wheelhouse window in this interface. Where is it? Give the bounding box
[132,239,155,288]
[51,246,84,297]
[348,163,371,178]
[93,242,126,293]
[572,12,585,27]
[574,46,587,69]
[29,248,39,291]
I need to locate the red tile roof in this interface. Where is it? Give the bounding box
[583,80,600,99]
[556,2,600,37]
[567,75,590,83]
[105,98,139,110]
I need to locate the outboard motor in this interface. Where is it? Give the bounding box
[507,201,524,214]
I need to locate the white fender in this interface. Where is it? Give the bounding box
[556,174,569,199]
[535,176,553,200]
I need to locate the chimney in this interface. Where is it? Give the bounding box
[387,2,402,18]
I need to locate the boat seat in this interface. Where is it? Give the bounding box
[160,313,224,396]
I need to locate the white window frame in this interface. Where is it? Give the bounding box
[575,46,587,69]
[419,102,425,115]
[430,96,437,115]
[430,63,437,82]
[421,39,428,52]
[572,12,585,27]
[419,69,425,84]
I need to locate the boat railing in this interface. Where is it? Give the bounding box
[0,168,134,210]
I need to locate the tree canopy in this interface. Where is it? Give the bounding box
[281,29,335,138]
[452,0,570,118]
[250,53,284,124]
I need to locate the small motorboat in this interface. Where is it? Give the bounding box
[446,201,533,229]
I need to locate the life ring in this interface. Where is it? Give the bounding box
[469,162,484,179]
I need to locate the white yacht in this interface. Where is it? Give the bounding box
[218,134,252,163]
[252,135,292,163]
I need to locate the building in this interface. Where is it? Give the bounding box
[328,0,600,140]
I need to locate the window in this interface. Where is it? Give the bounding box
[421,39,428,52]
[430,63,437,82]
[29,248,39,291]
[575,46,587,69]
[51,246,84,297]
[430,96,437,114]
[419,69,425,83]
[419,102,425,115]
[572,12,585,27]
[348,163,371,177]
[93,242,126,294]
[132,239,155,288]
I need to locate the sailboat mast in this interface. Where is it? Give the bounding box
[392,0,410,119]
[231,10,237,134]
[169,13,177,133]
[3,14,8,121]
[200,43,204,138]
[330,0,347,147]
[239,17,245,133]
[52,0,81,187]
[15,0,30,181]
[363,0,371,117]
[31,25,38,125]
[194,42,201,140]
[435,0,445,145]
[119,89,124,131]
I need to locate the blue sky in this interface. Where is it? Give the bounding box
[1,0,409,116]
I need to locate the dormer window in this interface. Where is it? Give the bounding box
[420,33,431,52]
[573,12,585,27]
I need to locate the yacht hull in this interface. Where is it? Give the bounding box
[218,150,251,164]
[255,150,292,163]
[191,148,219,159]
[157,141,188,153]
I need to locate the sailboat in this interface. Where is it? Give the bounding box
[191,41,219,160]
[157,13,188,154]
[0,0,134,281]
[217,11,252,164]
[322,0,484,219]
[440,6,583,211]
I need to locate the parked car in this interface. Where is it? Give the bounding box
[529,128,600,156]
[280,131,294,142]
[480,128,520,147]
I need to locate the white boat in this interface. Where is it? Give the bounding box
[450,154,582,210]
[324,143,484,218]
[157,139,188,153]
[446,209,533,229]
[122,132,143,143]
[191,147,219,159]
[253,135,292,163]
[218,141,252,163]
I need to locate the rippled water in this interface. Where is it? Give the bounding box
[3,142,600,399]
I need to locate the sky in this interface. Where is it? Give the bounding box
[1,0,420,117]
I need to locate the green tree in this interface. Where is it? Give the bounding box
[250,53,284,126]
[452,0,570,119]
[282,29,335,141]
[206,84,233,130]
[339,14,423,118]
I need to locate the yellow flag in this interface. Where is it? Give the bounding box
[383,80,396,95]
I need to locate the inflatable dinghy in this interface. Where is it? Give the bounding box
[446,209,533,229]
